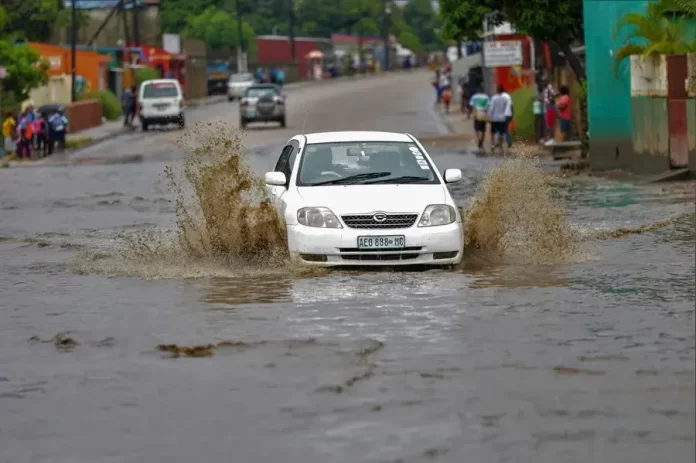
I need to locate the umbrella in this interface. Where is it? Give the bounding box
[305,50,324,59]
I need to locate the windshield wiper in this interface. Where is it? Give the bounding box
[365,175,432,184]
[308,172,391,186]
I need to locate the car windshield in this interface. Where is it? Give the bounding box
[297,141,440,186]
[246,87,279,98]
[230,73,253,82]
[142,82,179,99]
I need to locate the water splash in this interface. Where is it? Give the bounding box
[76,122,297,279]
[461,156,583,264]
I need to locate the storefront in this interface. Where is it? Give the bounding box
[126,44,187,94]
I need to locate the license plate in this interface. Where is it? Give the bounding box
[357,235,405,250]
[155,104,169,111]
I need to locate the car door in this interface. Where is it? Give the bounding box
[268,142,298,213]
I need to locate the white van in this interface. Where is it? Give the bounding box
[138,79,185,131]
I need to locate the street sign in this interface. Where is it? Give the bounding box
[0,67,6,79]
[484,41,523,68]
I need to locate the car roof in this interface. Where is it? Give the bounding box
[141,79,180,86]
[303,131,413,144]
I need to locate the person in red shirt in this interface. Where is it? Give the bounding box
[556,85,572,141]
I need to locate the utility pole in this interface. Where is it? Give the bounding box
[234,0,245,72]
[132,0,140,46]
[71,0,77,102]
[382,0,390,71]
[288,0,296,61]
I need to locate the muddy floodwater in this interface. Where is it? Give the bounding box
[1,145,693,463]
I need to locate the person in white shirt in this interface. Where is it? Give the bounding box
[487,85,512,151]
[501,88,513,148]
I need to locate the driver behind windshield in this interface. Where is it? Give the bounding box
[301,147,338,183]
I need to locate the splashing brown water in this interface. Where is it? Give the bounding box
[461,157,583,264]
[77,122,294,279]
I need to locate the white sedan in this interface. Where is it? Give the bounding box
[265,131,464,267]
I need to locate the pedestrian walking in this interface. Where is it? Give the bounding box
[500,87,513,149]
[122,86,134,126]
[469,86,490,150]
[36,113,49,157]
[556,85,572,141]
[487,85,512,153]
[17,111,33,159]
[129,85,138,127]
[276,67,286,88]
[48,109,68,153]
[542,80,557,143]
[533,96,544,143]
[2,112,16,158]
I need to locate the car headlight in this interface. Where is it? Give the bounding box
[297,207,342,228]
[418,204,456,227]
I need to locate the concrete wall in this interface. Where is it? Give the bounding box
[583,0,647,171]
[630,96,671,174]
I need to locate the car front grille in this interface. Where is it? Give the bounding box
[341,213,418,229]
[340,253,419,261]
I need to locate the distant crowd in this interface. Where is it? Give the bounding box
[2,104,69,159]
[432,65,574,151]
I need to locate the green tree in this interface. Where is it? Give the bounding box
[0,41,49,109]
[439,0,499,42]
[614,0,696,74]
[182,6,257,58]
[398,31,423,54]
[0,0,74,42]
[402,0,441,50]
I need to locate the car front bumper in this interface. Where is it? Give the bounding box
[241,107,285,122]
[228,87,248,98]
[286,222,463,267]
[140,113,183,124]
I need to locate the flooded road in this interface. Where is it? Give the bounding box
[1,71,694,463]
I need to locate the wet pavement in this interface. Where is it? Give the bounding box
[1,70,694,463]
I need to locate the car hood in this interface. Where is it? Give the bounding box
[295,185,448,214]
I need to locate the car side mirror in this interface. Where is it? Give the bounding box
[265,171,287,186]
[443,168,462,183]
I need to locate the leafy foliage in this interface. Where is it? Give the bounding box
[134,66,161,85]
[159,0,442,54]
[614,0,696,74]
[81,90,123,121]
[0,41,50,109]
[0,0,75,43]
[182,6,257,58]
[398,31,423,54]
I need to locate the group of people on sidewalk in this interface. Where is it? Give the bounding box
[468,85,515,152]
[2,104,69,159]
[254,66,286,86]
[535,79,573,145]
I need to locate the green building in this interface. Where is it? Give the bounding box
[583,0,696,173]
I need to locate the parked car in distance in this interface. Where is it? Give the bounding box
[227,73,255,101]
[239,84,286,129]
[264,131,464,267]
[138,79,185,132]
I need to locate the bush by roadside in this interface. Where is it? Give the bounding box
[511,87,535,142]
[79,90,122,121]
[135,66,160,85]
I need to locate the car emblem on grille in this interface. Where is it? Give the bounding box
[372,213,387,223]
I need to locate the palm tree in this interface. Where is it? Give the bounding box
[613,0,696,75]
